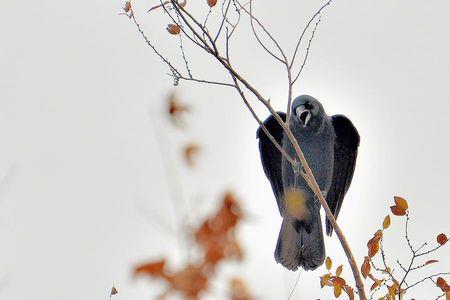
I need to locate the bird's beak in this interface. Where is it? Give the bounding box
[295,105,311,127]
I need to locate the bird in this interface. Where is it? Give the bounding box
[256,95,360,271]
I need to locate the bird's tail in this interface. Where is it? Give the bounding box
[274,211,325,271]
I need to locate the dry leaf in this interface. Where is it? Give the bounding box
[361,256,370,279]
[394,196,408,210]
[390,205,406,216]
[134,259,166,277]
[437,277,450,292]
[123,1,131,12]
[332,276,346,287]
[336,265,343,277]
[168,92,190,125]
[184,143,200,166]
[437,233,448,245]
[230,277,254,300]
[425,259,439,265]
[207,0,217,7]
[326,257,332,271]
[334,284,342,297]
[320,274,333,288]
[367,230,382,257]
[167,24,181,35]
[111,286,118,296]
[382,215,391,229]
[370,281,379,291]
[168,264,208,298]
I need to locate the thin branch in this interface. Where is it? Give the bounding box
[291,15,321,85]
[403,272,450,292]
[178,35,193,78]
[290,0,333,68]
[241,0,284,63]
[416,243,445,257]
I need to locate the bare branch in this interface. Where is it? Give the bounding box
[403,272,450,292]
[290,0,333,68]
[291,15,321,85]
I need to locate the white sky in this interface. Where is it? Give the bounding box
[0,0,449,299]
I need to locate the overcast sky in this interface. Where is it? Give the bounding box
[0,0,449,299]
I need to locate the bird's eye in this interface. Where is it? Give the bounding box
[305,102,313,110]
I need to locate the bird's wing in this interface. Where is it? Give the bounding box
[257,112,287,215]
[326,115,360,236]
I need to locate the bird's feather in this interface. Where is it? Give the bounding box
[325,114,360,236]
[257,112,286,215]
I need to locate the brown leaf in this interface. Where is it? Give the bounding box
[437,277,447,288]
[207,0,217,7]
[382,215,391,229]
[361,256,370,279]
[367,230,383,257]
[437,233,448,245]
[134,259,166,277]
[326,257,332,271]
[320,273,333,288]
[184,143,200,166]
[394,196,408,210]
[168,92,190,125]
[343,285,354,300]
[168,264,208,298]
[123,1,131,12]
[110,286,118,296]
[336,265,343,277]
[229,277,254,300]
[425,259,439,265]
[370,281,379,291]
[332,276,346,287]
[390,205,406,216]
[334,284,342,298]
[167,24,181,35]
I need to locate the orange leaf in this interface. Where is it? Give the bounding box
[207,0,217,7]
[382,215,391,229]
[134,259,166,277]
[334,284,342,298]
[370,281,379,291]
[361,256,370,279]
[184,143,200,166]
[229,277,253,300]
[394,196,408,210]
[425,259,439,265]
[437,233,448,245]
[168,264,208,298]
[326,257,332,271]
[336,265,343,277]
[390,205,406,216]
[332,276,346,287]
[437,277,447,288]
[320,273,333,288]
[367,230,382,257]
[167,24,181,35]
[343,285,355,300]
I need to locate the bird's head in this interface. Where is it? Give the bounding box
[291,95,326,132]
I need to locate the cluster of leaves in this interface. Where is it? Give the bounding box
[360,196,449,299]
[320,257,355,299]
[320,196,449,300]
[133,93,253,299]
